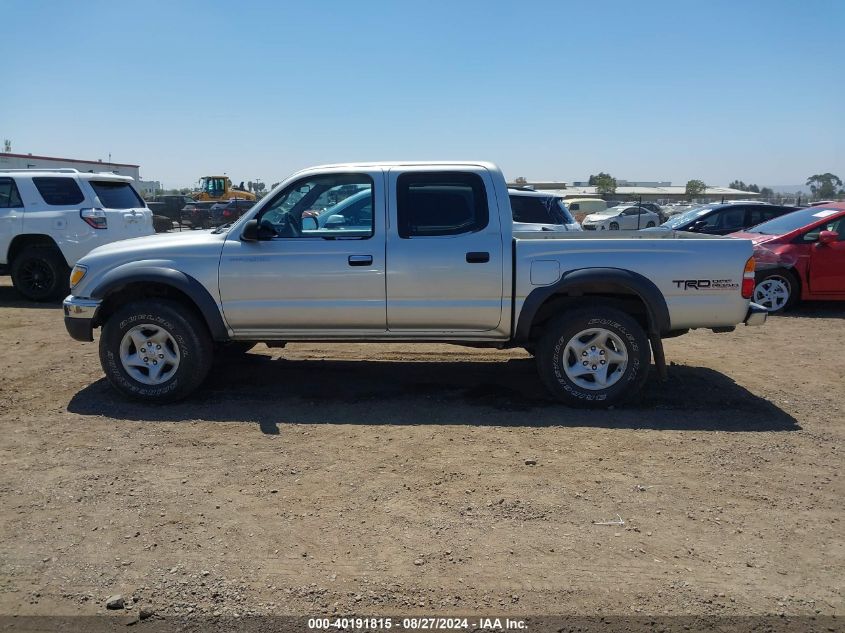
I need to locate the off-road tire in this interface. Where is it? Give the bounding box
[10,245,70,302]
[99,299,213,402]
[536,306,651,408]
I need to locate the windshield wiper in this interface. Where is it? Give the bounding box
[211,223,233,234]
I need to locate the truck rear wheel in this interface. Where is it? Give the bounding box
[536,307,651,408]
[10,245,70,302]
[99,299,213,402]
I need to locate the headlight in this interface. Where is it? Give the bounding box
[69,264,88,287]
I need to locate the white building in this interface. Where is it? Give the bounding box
[0,152,140,181]
[135,180,162,196]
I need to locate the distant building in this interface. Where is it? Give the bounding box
[506,179,757,202]
[0,152,141,181]
[135,180,162,196]
[571,179,672,187]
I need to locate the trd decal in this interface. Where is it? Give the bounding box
[672,279,739,290]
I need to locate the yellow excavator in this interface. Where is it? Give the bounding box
[193,176,256,202]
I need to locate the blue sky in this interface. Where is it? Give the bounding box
[2,0,842,188]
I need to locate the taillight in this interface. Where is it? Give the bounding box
[80,208,107,229]
[741,257,755,299]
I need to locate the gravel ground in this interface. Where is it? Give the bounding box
[0,278,842,624]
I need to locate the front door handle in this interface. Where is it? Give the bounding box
[466,251,490,263]
[348,255,373,266]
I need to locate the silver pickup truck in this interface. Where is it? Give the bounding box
[63,161,766,407]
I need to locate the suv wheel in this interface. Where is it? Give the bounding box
[754,269,798,313]
[536,307,651,408]
[99,299,213,402]
[11,245,70,302]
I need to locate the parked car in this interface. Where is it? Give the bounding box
[659,202,797,236]
[610,201,667,223]
[0,169,153,301]
[63,161,765,407]
[149,194,195,224]
[208,199,256,227]
[581,204,661,230]
[181,201,220,229]
[729,203,845,312]
[144,202,176,233]
[662,203,696,217]
[565,198,606,223]
[508,189,581,232]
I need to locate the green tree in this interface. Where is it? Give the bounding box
[254,181,266,193]
[685,179,707,198]
[805,173,843,199]
[729,180,760,193]
[591,172,617,195]
[759,187,774,198]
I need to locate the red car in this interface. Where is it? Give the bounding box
[729,202,845,312]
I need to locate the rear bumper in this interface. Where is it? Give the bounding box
[744,302,768,327]
[63,296,101,342]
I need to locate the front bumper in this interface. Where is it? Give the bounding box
[744,302,768,327]
[63,295,102,342]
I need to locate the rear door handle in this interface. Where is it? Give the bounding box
[466,251,490,263]
[348,255,373,266]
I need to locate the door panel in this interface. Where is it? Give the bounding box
[808,223,845,293]
[218,170,387,333]
[386,167,504,331]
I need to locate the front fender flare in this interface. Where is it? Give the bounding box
[89,266,230,341]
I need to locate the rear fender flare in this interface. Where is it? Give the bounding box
[515,267,670,343]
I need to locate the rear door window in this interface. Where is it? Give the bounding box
[33,177,85,205]
[396,172,488,238]
[89,181,144,209]
[0,177,23,207]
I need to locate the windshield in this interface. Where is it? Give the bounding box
[200,177,227,196]
[90,181,144,209]
[661,205,715,228]
[747,207,841,235]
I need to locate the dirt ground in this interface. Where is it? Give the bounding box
[0,277,842,623]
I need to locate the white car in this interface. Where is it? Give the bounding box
[508,188,581,232]
[0,169,153,301]
[581,205,661,231]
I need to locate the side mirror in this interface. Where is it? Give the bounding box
[818,230,839,245]
[241,219,261,241]
[691,220,706,231]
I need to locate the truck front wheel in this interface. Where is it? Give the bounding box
[99,299,213,402]
[536,307,651,408]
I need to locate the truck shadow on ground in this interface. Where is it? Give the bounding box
[67,353,800,434]
[776,301,844,320]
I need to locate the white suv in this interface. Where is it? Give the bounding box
[508,188,582,232]
[0,169,153,301]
